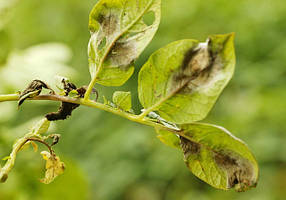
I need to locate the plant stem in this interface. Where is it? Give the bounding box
[0,94,180,133]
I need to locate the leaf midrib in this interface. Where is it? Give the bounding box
[93,0,155,79]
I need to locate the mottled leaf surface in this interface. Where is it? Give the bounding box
[158,123,258,191]
[88,0,161,86]
[138,33,235,123]
[112,91,132,111]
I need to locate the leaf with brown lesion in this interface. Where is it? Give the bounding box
[152,122,258,191]
[138,33,235,124]
[88,0,161,86]
[178,123,258,191]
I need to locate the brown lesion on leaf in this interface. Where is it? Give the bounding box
[214,151,256,192]
[180,136,201,160]
[172,38,223,93]
[107,41,137,69]
[97,5,119,36]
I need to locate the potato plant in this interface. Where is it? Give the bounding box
[0,0,258,192]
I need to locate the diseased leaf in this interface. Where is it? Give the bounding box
[176,123,258,192]
[112,91,132,111]
[138,33,235,124]
[18,80,54,107]
[40,151,65,184]
[88,0,161,86]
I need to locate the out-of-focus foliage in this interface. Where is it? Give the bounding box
[0,0,286,199]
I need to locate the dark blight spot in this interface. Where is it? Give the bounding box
[180,136,201,159]
[108,41,137,67]
[172,38,223,93]
[143,11,156,26]
[98,13,118,36]
[214,152,256,191]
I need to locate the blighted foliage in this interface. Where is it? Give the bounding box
[88,0,161,86]
[0,118,65,184]
[0,0,258,191]
[46,79,86,121]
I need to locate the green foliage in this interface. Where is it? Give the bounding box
[157,123,258,191]
[88,0,161,86]
[113,91,132,111]
[138,34,235,123]
[0,0,261,195]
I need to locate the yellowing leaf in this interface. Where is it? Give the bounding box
[40,151,65,184]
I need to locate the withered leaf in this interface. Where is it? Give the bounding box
[18,79,52,107]
[40,151,65,184]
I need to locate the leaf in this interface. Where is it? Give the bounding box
[112,91,132,111]
[88,0,161,86]
[2,156,11,161]
[155,127,181,149]
[18,80,53,107]
[40,151,65,184]
[138,33,236,124]
[173,123,258,191]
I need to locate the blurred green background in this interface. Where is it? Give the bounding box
[0,0,286,199]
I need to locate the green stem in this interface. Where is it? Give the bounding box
[0,94,180,133]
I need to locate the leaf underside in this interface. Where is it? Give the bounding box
[88,0,161,86]
[156,123,258,192]
[138,33,236,124]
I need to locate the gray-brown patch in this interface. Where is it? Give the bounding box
[214,151,256,191]
[108,41,137,68]
[180,136,201,160]
[172,38,223,93]
[98,11,118,36]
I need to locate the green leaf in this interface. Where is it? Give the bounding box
[88,0,161,86]
[155,127,181,149]
[175,123,258,192]
[138,33,235,124]
[112,91,132,111]
[40,151,65,184]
